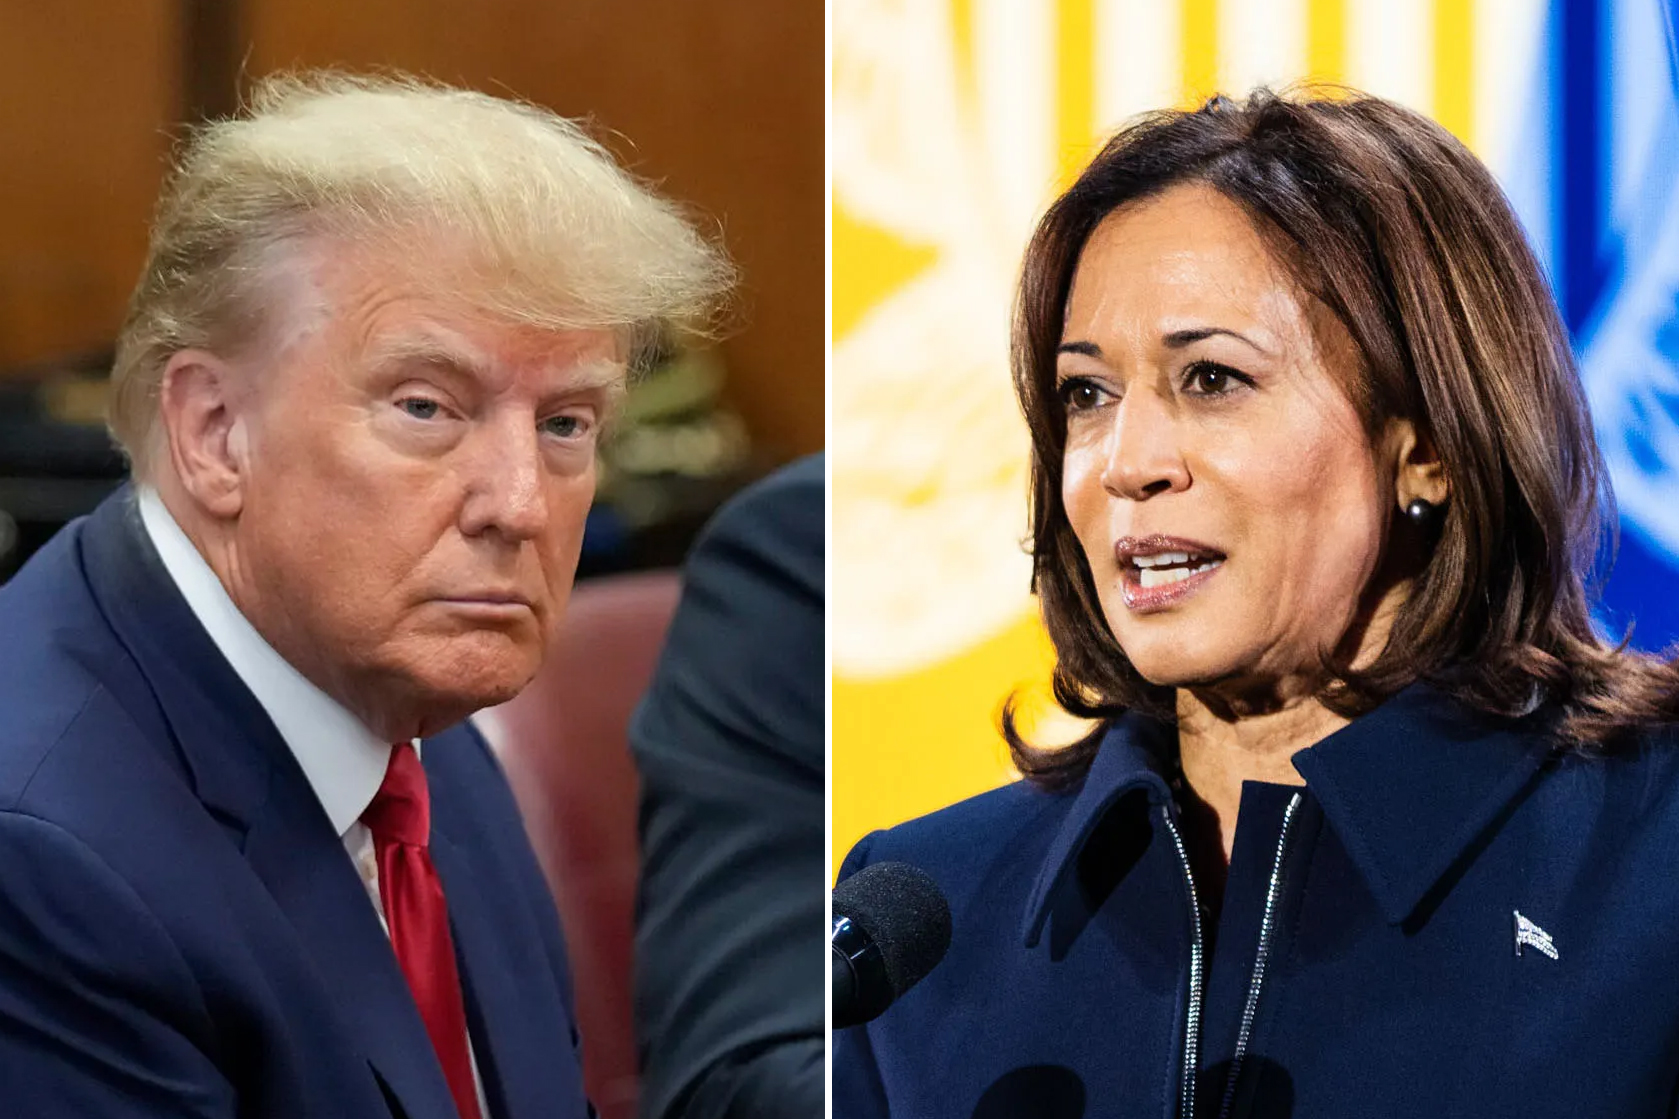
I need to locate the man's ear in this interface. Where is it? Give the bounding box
[157,349,249,519]
[1389,417,1450,509]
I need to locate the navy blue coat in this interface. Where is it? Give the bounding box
[834,685,1679,1117]
[0,491,589,1118]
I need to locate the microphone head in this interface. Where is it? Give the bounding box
[833,861,952,1003]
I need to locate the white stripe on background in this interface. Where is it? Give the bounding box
[1220,0,1309,98]
[1347,0,1433,113]
[973,0,1056,229]
[1475,0,1549,169]
[1096,0,1183,127]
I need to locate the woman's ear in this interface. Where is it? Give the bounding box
[1388,417,1449,510]
[157,349,250,520]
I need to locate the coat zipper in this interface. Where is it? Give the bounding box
[1161,808,1205,1119]
[1162,791,1304,1119]
[1216,791,1304,1119]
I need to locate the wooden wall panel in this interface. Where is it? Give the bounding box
[247,0,825,459]
[0,1,822,459]
[0,0,177,368]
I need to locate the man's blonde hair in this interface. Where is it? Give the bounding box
[110,70,734,477]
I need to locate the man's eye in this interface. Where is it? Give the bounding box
[542,414,590,439]
[399,398,442,420]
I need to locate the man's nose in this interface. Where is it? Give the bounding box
[460,417,549,542]
[1099,389,1190,501]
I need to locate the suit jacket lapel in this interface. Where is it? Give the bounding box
[431,824,583,1119]
[78,491,464,1119]
[240,783,464,1119]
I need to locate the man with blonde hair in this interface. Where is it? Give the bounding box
[0,73,729,1119]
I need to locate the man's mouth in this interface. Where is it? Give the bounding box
[434,591,538,618]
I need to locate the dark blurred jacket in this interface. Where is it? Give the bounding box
[632,455,824,1119]
[835,684,1679,1118]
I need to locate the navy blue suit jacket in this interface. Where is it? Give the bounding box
[0,490,589,1119]
[835,685,1679,1118]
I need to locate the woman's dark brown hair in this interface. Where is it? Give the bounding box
[1006,88,1679,787]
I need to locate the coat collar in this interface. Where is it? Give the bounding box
[1291,682,1557,924]
[78,486,282,826]
[1020,711,1177,948]
[1021,683,1558,945]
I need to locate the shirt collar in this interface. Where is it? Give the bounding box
[137,487,399,837]
[1020,683,1557,945]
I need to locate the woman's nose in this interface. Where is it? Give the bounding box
[1098,391,1190,501]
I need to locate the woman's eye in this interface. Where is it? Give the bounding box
[399,398,443,420]
[1057,377,1109,412]
[1183,361,1248,396]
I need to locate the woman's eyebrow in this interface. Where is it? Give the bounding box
[1163,326,1271,354]
[1056,328,1272,358]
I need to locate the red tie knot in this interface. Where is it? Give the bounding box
[362,743,430,848]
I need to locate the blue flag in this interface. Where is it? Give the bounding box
[1504,0,1679,649]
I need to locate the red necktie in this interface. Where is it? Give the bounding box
[363,743,485,1119]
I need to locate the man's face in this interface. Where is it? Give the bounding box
[227,239,622,739]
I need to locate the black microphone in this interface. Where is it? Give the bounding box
[832,861,952,1028]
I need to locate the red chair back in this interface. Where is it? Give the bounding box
[482,569,683,1119]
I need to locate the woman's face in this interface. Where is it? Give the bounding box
[1058,182,1398,695]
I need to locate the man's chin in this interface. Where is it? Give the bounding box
[422,665,533,711]
[371,641,542,735]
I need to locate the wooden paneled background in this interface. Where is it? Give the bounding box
[0,0,823,460]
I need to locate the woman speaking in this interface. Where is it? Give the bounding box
[833,90,1679,1117]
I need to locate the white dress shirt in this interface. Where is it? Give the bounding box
[137,487,490,1114]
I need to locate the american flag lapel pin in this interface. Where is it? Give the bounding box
[1514,910,1558,960]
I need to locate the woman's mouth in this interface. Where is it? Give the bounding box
[1129,551,1226,588]
[1115,537,1226,612]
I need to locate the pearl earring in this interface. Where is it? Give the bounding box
[1404,498,1442,529]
